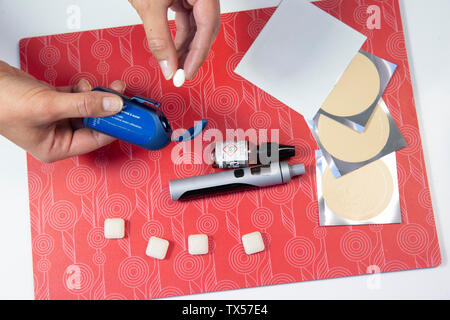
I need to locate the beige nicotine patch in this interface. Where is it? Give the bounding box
[317,104,390,163]
[322,159,394,221]
[321,52,381,117]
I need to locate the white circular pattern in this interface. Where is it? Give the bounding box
[386,31,407,60]
[284,237,316,268]
[92,252,106,265]
[156,187,184,217]
[39,45,61,66]
[118,256,150,288]
[141,220,164,240]
[268,273,296,285]
[28,171,42,201]
[249,111,271,129]
[319,0,343,10]
[340,231,372,262]
[261,90,284,108]
[353,5,370,26]
[396,223,429,255]
[226,53,245,82]
[70,72,98,88]
[44,68,58,82]
[66,165,96,195]
[160,92,187,122]
[121,65,151,94]
[107,25,133,37]
[306,201,319,223]
[105,293,127,300]
[382,260,409,272]
[63,263,94,294]
[54,32,81,44]
[248,19,266,39]
[91,39,113,60]
[210,192,240,212]
[251,207,273,229]
[398,125,421,155]
[327,266,352,278]
[37,258,51,272]
[209,86,240,116]
[173,152,204,178]
[213,280,239,291]
[173,251,204,281]
[97,62,110,75]
[426,212,435,227]
[120,159,150,189]
[264,181,297,205]
[196,214,219,235]
[87,227,108,249]
[102,194,132,220]
[383,70,402,95]
[48,200,78,232]
[158,286,184,298]
[148,150,162,161]
[228,243,260,274]
[313,226,327,239]
[33,234,54,256]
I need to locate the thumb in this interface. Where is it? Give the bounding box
[49,91,124,120]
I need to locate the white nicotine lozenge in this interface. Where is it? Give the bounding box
[146,236,169,260]
[241,231,265,255]
[173,69,186,87]
[188,234,209,255]
[104,218,125,239]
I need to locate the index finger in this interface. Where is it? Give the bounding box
[183,0,220,80]
[131,0,179,80]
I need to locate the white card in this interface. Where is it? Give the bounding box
[234,0,367,120]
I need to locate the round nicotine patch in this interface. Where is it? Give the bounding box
[322,159,393,221]
[321,52,380,117]
[317,104,390,163]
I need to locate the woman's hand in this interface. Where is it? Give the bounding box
[0,61,126,163]
[129,0,220,81]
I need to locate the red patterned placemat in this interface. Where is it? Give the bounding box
[20,0,440,300]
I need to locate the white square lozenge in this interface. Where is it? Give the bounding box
[146,236,169,260]
[241,231,265,255]
[188,234,209,255]
[104,218,125,239]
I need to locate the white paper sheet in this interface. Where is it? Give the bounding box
[234,0,367,120]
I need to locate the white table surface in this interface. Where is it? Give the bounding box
[0,0,448,300]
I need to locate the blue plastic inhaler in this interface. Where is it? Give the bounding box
[82,87,207,150]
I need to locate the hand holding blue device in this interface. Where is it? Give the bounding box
[83,87,207,150]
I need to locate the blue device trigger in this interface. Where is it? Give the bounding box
[172,120,208,142]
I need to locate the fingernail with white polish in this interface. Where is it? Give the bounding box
[103,97,123,113]
[173,69,186,87]
[159,60,174,80]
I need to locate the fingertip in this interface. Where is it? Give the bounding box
[75,78,92,93]
[110,80,126,93]
[159,60,177,80]
[184,67,197,81]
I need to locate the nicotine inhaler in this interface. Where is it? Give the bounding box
[83,87,207,150]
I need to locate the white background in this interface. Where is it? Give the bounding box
[0,0,448,300]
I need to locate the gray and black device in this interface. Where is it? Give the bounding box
[169,161,305,201]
